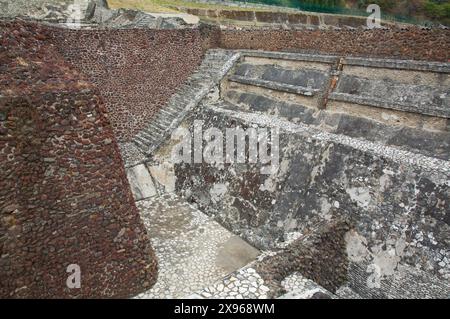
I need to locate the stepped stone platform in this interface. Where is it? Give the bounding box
[2,9,450,300]
[123,48,450,299]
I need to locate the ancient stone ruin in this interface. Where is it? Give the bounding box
[0,0,449,299]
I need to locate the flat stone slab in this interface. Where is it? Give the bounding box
[126,164,157,200]
[134,194,260,299]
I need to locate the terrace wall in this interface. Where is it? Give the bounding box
[49,27,208,142]
[0,20,157,298]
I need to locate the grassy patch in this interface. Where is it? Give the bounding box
[107,0,276,13]
[108,0,178,13]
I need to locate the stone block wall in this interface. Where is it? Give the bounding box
[178,6,370,28]
[0,20,157,298]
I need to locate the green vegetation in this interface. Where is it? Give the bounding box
[235,0,450,25]
[108,0,278,13]
[424,0,450,21]
[356,0,450,25]
[108,0,177,12]
[107,0,450,25]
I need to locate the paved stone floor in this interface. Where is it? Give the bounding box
[134,194,260,299]
[132,193,369,299]
[193,266,271,299]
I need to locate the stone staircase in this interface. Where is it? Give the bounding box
[132,49,240,158]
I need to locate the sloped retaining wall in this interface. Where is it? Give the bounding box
[45,23,450,144]
[49,26,208,142]
[0,20,157,298]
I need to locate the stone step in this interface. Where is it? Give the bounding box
[148,120,168,133]
[154,116,170,126]
[157,107,177,117]
[153,109,173,120]
[140,129,161,142]
[133,136,152,150]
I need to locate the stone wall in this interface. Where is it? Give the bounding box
[178,6,387,28]
[38,24,450,144]
[219,28,450,62]
[149,104,450,298]
[49,26,207,142]
[0,20,157,298]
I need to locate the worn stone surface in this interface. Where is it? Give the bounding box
[254,220,351,297]
[279,272,336,299]
[90,2,189,29]
[222,51,450,160]
[134,194,259,299]
[130,49,240,162]
[178,5,395,28]
[1,15,449,299]
[195,266,271,299]
[222,92,450,160]
[332,74,450,118]
[0,20,157,298]
[0,0,189,29]
[126,164,157,201]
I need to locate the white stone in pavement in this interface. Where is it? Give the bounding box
[126,164,157,200]
[194,266,271,299]
[134,194,259,299]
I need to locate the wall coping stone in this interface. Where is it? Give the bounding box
[343,56,450,73]
[240,49,339,63]
[228,75,320,96]
[329,92,450,119]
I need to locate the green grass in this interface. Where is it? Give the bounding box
[107,0,436,25]
[108,0,177,13]
[107,0,277,13]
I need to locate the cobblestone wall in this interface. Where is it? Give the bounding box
[42,24,450,143]
[49,27,206,142]
[0,20,157,298]
[219,28,450,62]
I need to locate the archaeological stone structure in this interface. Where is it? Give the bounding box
[0,19,157,298]
[0,0,449,299]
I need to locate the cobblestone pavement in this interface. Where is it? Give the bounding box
[193,266,271,299]
[134,194,259,299]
